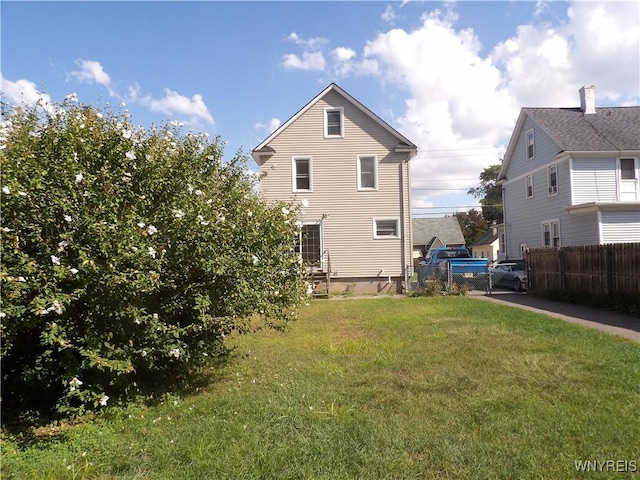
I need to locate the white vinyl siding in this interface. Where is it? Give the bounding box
[357,155,378,190]
[258,89,412,278]
[571,158,618,203]
[601,211,640,243]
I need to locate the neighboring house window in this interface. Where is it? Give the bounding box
[548,164,558,195]
[525,174,534,198]
[620,158,636,180]
[324,107,344,137]
[542,220,560,248]
[619,157,639,201]
[526,129,535,160]
[357,155,378,190]
[499,232,506,255]
[292,157,312,192]
[296,223,322,266]
[373,218,399,239]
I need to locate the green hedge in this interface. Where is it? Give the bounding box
[1,96,306,420]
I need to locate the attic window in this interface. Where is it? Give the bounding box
[526,129,535,160]
[324,107,344,138]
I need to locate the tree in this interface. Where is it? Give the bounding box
[455,209,488,245]
[1,96,306,419]
[468,163,503,224]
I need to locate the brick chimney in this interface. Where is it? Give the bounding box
[579,85,596,114]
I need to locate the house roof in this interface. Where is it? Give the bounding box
[470,227,499,247]
[499,105,640,180]
[251,83,418,161]
[412,217,465,247]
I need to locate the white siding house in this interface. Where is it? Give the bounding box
[251,83,417,293]
[498,86,640,260]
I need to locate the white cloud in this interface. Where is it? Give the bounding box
[282,32,328,71]
[282,51,326,71]
[381,5,396,24]
[0,73,52,107]
[68,59,116,96]
[255,117,281,133]
[140,89,215,126]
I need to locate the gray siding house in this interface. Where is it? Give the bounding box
[498,86,640,260]
[412,217,465,265]
[251,83,417,293]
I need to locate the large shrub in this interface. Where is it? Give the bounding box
[0,96,306,419]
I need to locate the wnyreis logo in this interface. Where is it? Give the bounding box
[575,460,637,472]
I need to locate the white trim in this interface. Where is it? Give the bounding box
[357,154,378,191]
[547,163,558,196]
[292,156,313,193]
[324,106,344,138]
[526,128,535,160]
[541,218,561,248]
[373,217,400,239]
[525,173,534,198]
[617,156,639,201]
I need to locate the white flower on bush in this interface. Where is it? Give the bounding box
[194,189,203,196]
[69,377,83,391]
[64,214,73,223]
[252,254,259,265]
[137,222,145,228]
[57,240,68,251]
[141,350,148,357]
[51,255,61,265]
[147,225,157,235]
[2,186,10,194]
[152,313,159,320]
[169,348,181,358]
[148,246,157,259]
[18,276,26,282]
[125,150,136,161]
[99,395,109,406]
[18,191,27,196]
[69,268,79,275]
[64,93,78,103]
[173,209,185,219]
[75,173,84,183]
[282,207,289,215]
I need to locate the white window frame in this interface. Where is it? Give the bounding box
[547,164,558,196]
[292,156,313,193]
[526,129,535,160]
[541,219,561,248]
[373,218,400,239]
[519,243,528,260]
[324,107,344,138]
[357,155,378,191]
[525,174,534,198]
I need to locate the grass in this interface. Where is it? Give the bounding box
[3,297,639,479]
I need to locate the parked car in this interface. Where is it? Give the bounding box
[490,261,527,291]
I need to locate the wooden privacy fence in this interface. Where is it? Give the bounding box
[527,243,640,297]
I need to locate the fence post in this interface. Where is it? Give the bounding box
[558,248,565,290]
[605,245,614,296]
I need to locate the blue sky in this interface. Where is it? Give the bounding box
[2,1,639,217]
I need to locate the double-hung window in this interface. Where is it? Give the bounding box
[548,164,558,195]
[373,218,399,239]
[292,157,312,192]
[525,174,534,198]
[542,220,560,248]
[324,107,344,138]
[526,129,535,160]
[357,155,377,190]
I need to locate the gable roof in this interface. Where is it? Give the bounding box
[412,217,465,247]
[251,83,417,161]
[470,227,499,247]
[499,106,640,180]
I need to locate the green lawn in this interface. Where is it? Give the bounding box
[3,297,639,479]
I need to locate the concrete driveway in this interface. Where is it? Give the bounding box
[474,290,640,342]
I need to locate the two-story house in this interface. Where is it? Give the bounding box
[498,86,640,260]
[251,83,417,294]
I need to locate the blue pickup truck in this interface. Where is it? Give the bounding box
[417,246,490,286]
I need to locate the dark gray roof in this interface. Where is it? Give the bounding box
[470,228,499,247]
[524,106,640,151]
[412,217,465,246]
